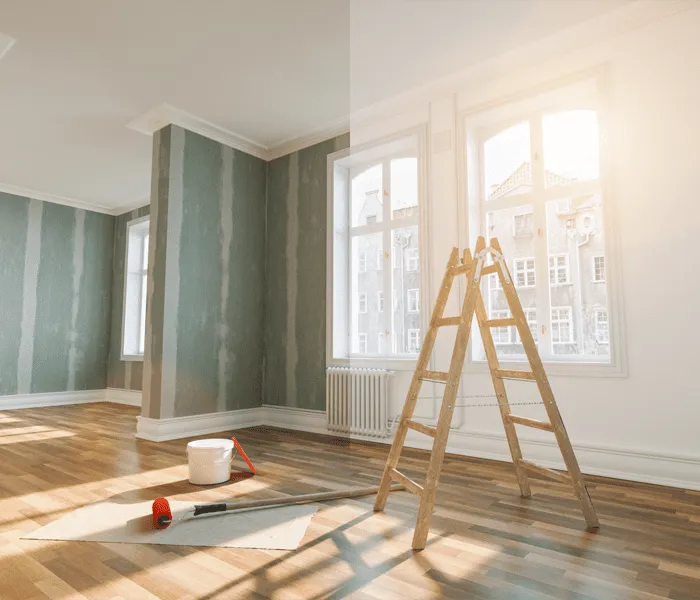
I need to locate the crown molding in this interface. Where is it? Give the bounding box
[127,103,268,161]
[0,182,115,215]
[266,117,349,161]
[110,196,151,216]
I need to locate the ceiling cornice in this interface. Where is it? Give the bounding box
[0,182,115,215]
[127,103,269,160]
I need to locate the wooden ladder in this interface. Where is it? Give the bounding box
[373,236,599,550]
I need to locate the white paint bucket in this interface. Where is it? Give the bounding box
[186,438,234,485]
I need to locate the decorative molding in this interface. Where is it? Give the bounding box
[0,183,114,215]
[0,389,105,411]
[105,388,142,407]
[135,407,264,442]
[127,103,268,161]
[111,196,151,217]
[266,117,350,161]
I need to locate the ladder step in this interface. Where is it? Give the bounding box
[435,316,462,327]
[507,414,554,432]
[405,419,437,437]
[448,265,469,276]
[480,264,499,275]
[494,369,537,381]
[484,318,517,327]
[518,460,571,484]
[389,468,424,497]
[419,370,450,383]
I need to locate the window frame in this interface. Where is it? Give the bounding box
[551,306,574,345]
[358,293,368,314]
[326,126,429,369]
[549,253,570,286]
[405,248,419,272]
[121,215,150,362]
[407,288,420,313]
[458,70,627,377]
[594,308,609,344]
[514,257,536,288]
[592,255,605,283]
[407,328,421,354]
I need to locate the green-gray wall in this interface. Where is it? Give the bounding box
[106,204,150,391]
[143,126,267,418]
[264,134,350,410]
[0,192,114,397]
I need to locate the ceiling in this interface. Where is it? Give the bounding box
[0,0,632,213]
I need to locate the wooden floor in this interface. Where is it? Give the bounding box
[0,403,699,600]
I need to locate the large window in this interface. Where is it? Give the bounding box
[122,216,149,360]
[329,132,424,361]
[468,80,615,366]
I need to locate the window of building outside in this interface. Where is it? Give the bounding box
[468,81,614,366]
[122,216,149,360]
[330,132,423,360]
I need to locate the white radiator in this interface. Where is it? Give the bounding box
[326,367,390,438]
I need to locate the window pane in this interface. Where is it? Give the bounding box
[484,122,531,201]
[543,110,600,186]
[391,157,418,217]
[546,198,609,359]
[392,225,420,355]
[351,164,383,226]
[351,233,384,355]
[478,206,537,361]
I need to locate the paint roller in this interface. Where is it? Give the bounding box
[152,483,404,529]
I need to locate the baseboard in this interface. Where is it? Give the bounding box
[105,388,142,407]
[135,407,264,442]
[259,406,700,492]
[0,389,105,410]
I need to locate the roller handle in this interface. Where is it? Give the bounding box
[193,502,227,517]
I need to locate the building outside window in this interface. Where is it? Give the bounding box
[549,254,570,285]
[122,216,150,359]
[593,255,605,282]
[407,329,421,353]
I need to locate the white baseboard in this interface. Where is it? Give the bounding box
[105,388,142,407]
[260,406,700,492]
[135,407,264,442]
[0,389,105,410]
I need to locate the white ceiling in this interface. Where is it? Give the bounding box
[0,0,632,213]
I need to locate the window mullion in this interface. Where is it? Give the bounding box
[530,113,552,360]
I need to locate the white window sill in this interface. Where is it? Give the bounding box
[465,357,626,378]
[328,357,418,371]
[121,354,144,362]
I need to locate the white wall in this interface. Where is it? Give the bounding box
[346,3,700,489]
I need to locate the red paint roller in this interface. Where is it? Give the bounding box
[151,483,404,529]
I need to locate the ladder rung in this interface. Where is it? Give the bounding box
[480,264,499,275]
[483,318,516,327]
[507,414,553,432]
[389,468,424,497]
[494,369,537,381]
[435,317,462,327]
[518,460,570,484]
[448,265,469,276]
[405,419,437,438]
[419,370,450,383]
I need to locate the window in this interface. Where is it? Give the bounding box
[358,294,367,314]
[490,309,513,344]
[468,79,618,368]
[551,306,573,344]
[122,216,150,359]
[549,254,569,286]
[358,252,367,273]
[408,329,421,353]
[593,256,605,282]
[488,273,501,291]
[513,212,533,237]
[329,130,424,360]
[595,309,609,344]
[514,258,536,287]
[377,333,385,354]
[407,289,419,313]
[514,309,538,344]
[358,333,368,354]
[406,248,419,271]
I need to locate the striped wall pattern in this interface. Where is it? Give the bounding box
[0,192,114,397]
[264,134,350,411]
[106,204,150,391]
[144,126,266,419]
